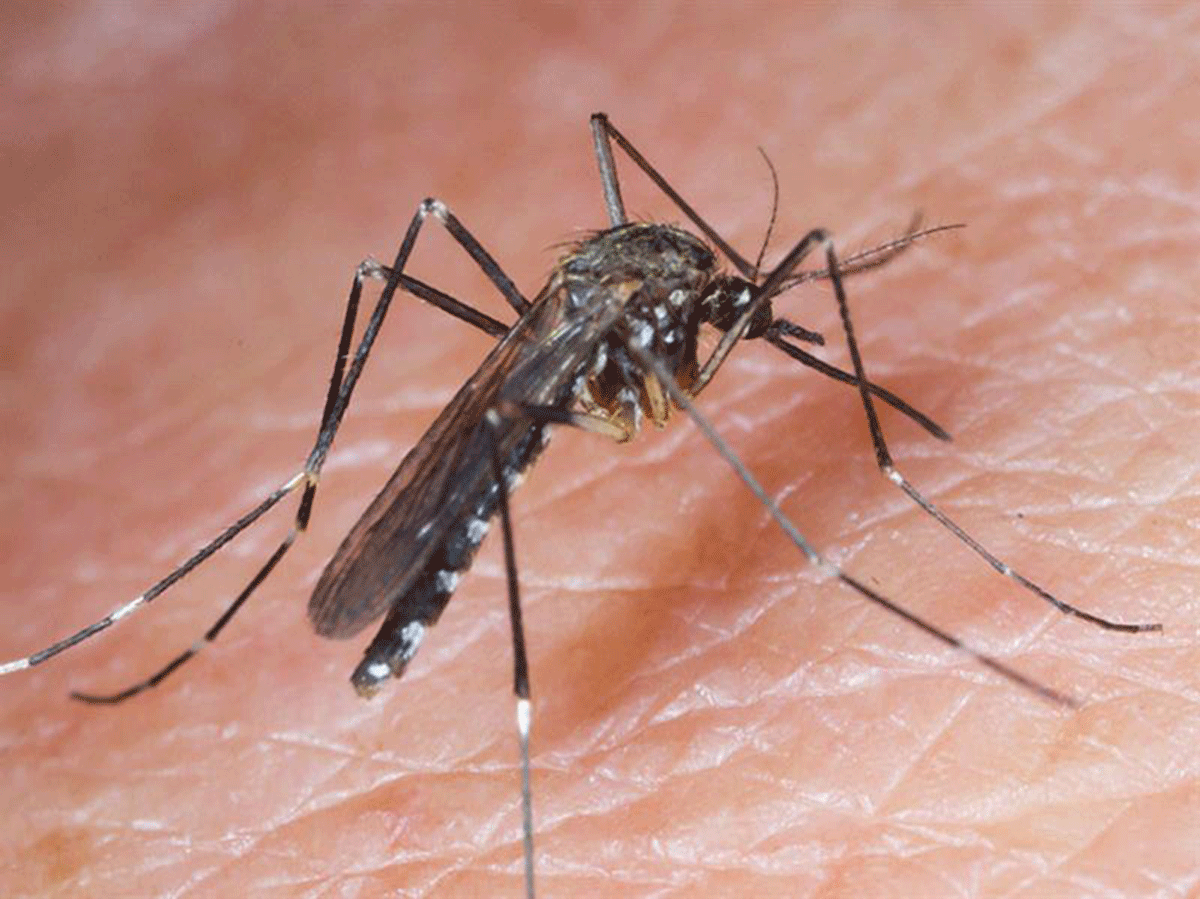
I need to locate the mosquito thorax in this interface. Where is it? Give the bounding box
[561,221,717,287]
[559,222,728,433]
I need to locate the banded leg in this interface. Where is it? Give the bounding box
[75,267,512,701]
[479,400,637,898]
[820,238,1162,633]
[484,408,536,899]
[623,324,1080,707]
[6,199,531,697]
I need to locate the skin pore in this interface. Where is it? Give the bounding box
[2,5,1197,897]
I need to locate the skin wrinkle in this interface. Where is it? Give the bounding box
[881,695,974,805]
[4,5,1199,899]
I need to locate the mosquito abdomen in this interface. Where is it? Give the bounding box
[350,421,552,696]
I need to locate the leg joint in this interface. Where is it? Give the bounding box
[356,257,388,282]
[420,197,451,221]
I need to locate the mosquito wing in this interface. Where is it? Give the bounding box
[308,271,632,639]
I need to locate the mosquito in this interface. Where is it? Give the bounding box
[2,114,1162,897]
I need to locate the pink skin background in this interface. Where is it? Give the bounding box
[2,4,1198,898]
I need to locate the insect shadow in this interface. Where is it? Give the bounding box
[2,114,1162,897]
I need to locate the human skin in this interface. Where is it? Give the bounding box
[2,4,1198,898]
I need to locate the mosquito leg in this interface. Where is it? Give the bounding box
[624,339,1080,708]
[591,113,756,278]
[764,323,952,441]
[63,261,408,697]
[483,409,536,899]
[770,319,825,346]
[0,473,305,677]
[496,402,633,442]
[67,238,511,698]
[6,200,529,690]
[71,535,296,703]
[395,270,509,339]
[820,239,1163,634]
[307,198,532,476]
[591,114,626,228]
